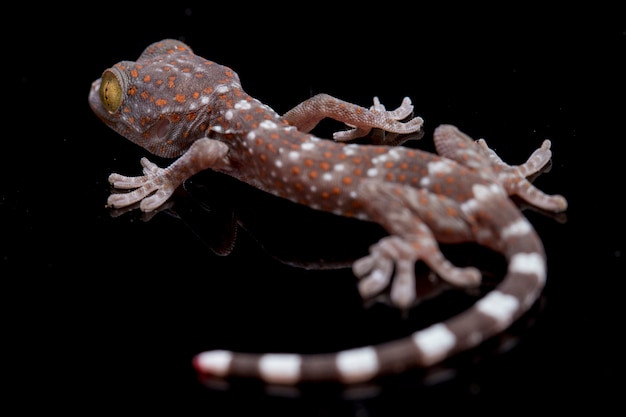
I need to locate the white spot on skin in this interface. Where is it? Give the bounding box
[215,85,230,94]
[259,354,302,384]
[501,218,533,239]
[195,350,232,377]
[247,132,256,141]
[275,160,283,168]
[419,177,431,187]
[412,323,457,365]
[459,198,479,214]
[225,110,234,120]
[260,120,278,129]
[211,125,223,133]
[336,347,379,383]
[471,184,494,201]
[428,160,454,175]
[388,148,402,160]
[510,252,546,284]
[301,143,315,151]
[289,151,300,160]
[344,145,357,156]
[234,100,251,110]
[323,173,333,181]
[334,164,345,172]
[476,290,520,327]
[350,191,358,198]
[367,168,378,177]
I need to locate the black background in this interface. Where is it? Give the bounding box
[5,4,624,415]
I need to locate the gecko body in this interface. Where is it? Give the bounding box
[88,39,567,385]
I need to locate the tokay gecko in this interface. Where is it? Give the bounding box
[88,39,568,385]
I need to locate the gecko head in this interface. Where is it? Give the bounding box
[88,39,223,158]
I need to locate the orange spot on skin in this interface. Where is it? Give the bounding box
[323,151,332,159]
[353,168,363,176]
[143,75,151,82]
[320,161,330,170]
[192,92,200,99]
[406,150,416,158]
[168,76,176,88]
[259,154,267,162]
[270,133,280,140]
[155,99,167,107]
[140,91,150,100]
[203,86,213,94]
[400,162,409,170]
[343,177,353,185]
[446,176,455,184]
[352,157,362,164]
[309,171,319,179]
[170,114,181,123]
[446,207,458,216]
[156,79,163,86]
[385,161,394,169]
[332,187,341,195]
[304,159,314,167]
[128,86,136,96]
[175,94,185,103]
[386,173,394,181]
[398,174,407,182]
[291,166,301,175]
[321,191,330,199]
[294,183,304,192]
[130,69,138,78]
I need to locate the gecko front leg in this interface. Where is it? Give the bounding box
[282,94,423,141]
[107,137,229,212]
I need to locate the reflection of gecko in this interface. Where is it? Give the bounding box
[88,39,567,385]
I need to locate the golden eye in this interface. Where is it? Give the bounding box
[99,69,123,113]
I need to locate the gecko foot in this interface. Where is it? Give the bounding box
[107,157,179,212]
[333,97,423,142]
[476,138,568,213]
[353,236,481,309]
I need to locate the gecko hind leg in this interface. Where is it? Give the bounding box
[477,138,568,212]
[353,181,480,310]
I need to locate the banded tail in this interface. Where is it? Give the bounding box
[193,214,547,385]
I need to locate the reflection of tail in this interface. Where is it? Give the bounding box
[193,211,547,385]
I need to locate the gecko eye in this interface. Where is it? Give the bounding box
[99,69,123,113]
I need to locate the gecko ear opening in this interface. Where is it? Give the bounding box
[99,69,123,114]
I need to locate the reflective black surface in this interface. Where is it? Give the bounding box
[6,5,624,415]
